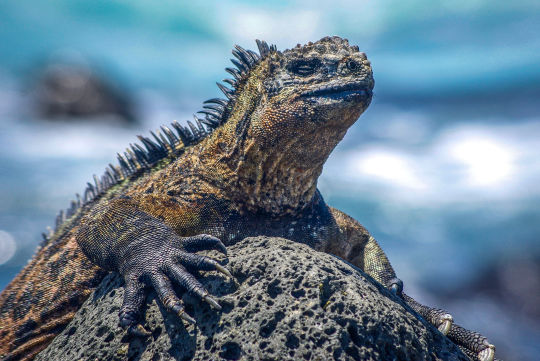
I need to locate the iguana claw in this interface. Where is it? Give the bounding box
[128,324,151,337]
[215,264,233,279]
[478,344,495,361]
[437,314,453,335]
[203,295,222,310]
[178,310,196,325]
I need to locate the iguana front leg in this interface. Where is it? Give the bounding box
[76,196,231,334]
[328,207,496,361]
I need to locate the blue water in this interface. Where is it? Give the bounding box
[0,1,539,360]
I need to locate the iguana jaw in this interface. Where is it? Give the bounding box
[298,81,372,118]
[300,81,372,100]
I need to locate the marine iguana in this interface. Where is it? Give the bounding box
[0,36,497,361]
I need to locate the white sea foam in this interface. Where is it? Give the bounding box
[0,230,16,265]
[324,119,540,207]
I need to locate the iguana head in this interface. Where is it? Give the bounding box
[263,36,373,125]
[255,36,373,161]
[199,36,374,214]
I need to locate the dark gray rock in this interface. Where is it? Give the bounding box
[32,62,137,123]
[36,237,468,361]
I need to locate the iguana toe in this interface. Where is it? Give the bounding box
[447,323,498,361]
[436,313,453,335]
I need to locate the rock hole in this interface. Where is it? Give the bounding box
[96,325,109,338]
[347,323,363,347]
[320,266,335,275]
[330,302,345,314]
[259,311,285,338]
[285,333,300,349]
[324,326,337,335]
[152,326,162,339]
[234,315,244,326]
[104,332,115,343]
[67,326,77,336]
[267,279,282,298]
[259,319,278,338]
[219,341,242,360]
[345,346,361,361]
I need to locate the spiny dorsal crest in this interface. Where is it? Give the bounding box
[44,39,277,240]
[201,40,277,127]
[286,36,359,58]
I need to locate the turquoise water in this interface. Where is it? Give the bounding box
[0,1,539,360]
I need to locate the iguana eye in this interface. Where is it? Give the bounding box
[346,60,359,71]
[287,59,321,77]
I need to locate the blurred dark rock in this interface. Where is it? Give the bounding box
[36,237,467,361]
[439,252,540,321]
[32,62,137,123]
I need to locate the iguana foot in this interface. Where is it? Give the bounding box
[401,293,496,361]
[117,234,231,334]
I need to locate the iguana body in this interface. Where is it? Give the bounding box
[0,37,496,361]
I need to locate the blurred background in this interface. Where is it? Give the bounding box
[0,1,538,359]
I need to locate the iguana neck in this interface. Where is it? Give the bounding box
[190,101,352,217]
[193,112,319,216]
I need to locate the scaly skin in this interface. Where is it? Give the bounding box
[0,37,497,361]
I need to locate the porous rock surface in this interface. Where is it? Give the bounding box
[36,237,468,361]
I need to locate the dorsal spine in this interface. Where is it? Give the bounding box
[43,40,277,240]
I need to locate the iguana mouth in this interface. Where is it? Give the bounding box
[300,82,372,99]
